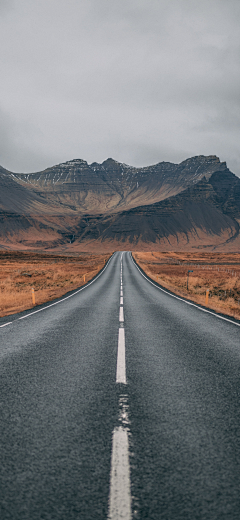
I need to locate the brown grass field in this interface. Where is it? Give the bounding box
[0,251,111,317]
[133,251,240,321]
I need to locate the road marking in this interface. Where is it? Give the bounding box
[1,254,115,324]
[108,426,131,520]
[0,322,12,328]
[108,254,132,519]
[116,328,126,384]
[119,306,124,322]
[131,254,240,328]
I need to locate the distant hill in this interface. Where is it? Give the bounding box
[0,155,240,251]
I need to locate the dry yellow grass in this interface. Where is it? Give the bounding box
[0,251,111,317]
[133,251,240,321]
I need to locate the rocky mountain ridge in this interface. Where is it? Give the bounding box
[4,155,227,214]
[0,155,239,251]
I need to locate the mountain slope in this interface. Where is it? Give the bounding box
[4,155,228,214]
[68,174,240,251]
[0,155,239,251]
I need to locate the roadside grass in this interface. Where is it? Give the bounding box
[0,252,111,317]
[133,251,240,320]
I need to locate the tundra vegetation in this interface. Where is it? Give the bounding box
[133,251,240,321]
[0,251,111,317]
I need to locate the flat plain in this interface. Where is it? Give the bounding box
[133,251,240,320]
[0,251,111,317]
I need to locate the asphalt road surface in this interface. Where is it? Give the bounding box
[1,251,240,520]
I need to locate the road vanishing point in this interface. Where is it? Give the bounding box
[1,251,240,520]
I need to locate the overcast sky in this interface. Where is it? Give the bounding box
[0,0,240,174]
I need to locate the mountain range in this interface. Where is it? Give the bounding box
[0,155,240,251]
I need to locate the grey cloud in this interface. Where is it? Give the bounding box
[0,0,239,175]
[0,0,14,14]
[0,108,55,173]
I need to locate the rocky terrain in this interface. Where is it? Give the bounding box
[0,155,240,251]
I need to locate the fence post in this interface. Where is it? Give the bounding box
[205,289,209,306]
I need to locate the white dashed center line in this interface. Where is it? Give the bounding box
[116,328,126,384]
[119,306,124,322]
[108,426,131,520]
[108,255,132,519]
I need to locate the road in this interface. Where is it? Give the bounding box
[1,251,240,519]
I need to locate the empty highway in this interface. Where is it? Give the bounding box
[1,251,240,520]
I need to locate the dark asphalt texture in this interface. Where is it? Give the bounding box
[1,251,240,519]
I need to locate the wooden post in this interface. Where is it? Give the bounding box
[205,289,209,306]
[83,274,85,283]
[32,287,35,305]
